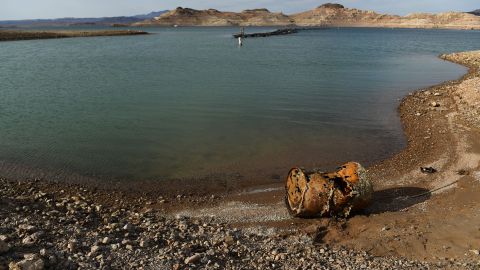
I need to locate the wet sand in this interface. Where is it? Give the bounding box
[0,30,149,42]
[1,50,480,268]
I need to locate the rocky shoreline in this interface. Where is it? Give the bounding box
[0,30,149,42]
[1,51,480,269]
[0,178,450,269]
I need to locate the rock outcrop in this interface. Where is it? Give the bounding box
[291,5,402,27]
[133,7,294,26]
[133,4,480,30]
[292,5,480,29]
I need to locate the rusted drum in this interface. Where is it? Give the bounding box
[285,162,373,218]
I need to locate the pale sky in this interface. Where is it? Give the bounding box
[1,0,478,20]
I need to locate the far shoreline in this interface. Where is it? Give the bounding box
[0,29,149,42]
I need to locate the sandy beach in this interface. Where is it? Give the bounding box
[1,50,480,269]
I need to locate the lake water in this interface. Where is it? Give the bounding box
[0,27,479,186]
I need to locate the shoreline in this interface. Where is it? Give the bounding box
[0,30,149,42]
[1,51,480,268]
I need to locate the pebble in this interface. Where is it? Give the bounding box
[224,235,235,245]
[123,223,134,231]
[430,101,440,107]
[9,257,44,270]
[67,240,78,252]
[90,245,100,254]
[185,253,201,264]
[0,239,9,254]
[139,239,149,248]
[101,237,110,244]
[22,235,36,246]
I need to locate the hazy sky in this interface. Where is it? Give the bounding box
[1,0,478,20]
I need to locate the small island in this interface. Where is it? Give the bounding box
[0,30,149,42]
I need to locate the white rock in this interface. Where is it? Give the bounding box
[185,253,201,264]
[111,243,120,250]
[101,237,110,244]
[22,236,36,246]
[469,249,480,255]
[18,224,36,232]
[23,254,38,260]
[123,223,134,231]
[9,258,44,270]
[139,239,150,248]
[90,245,100,254]
[430,101,440,107]
[67,240,78,252]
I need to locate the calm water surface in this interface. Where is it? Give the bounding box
[0,27,479,184]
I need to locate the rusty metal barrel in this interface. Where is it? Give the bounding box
[285,162,373,218]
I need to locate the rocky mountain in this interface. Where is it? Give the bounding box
[133,7,294,26]
[0,11,168,27]
[469,9,480,16]
[134,4,480,30]
[292,4,480,29]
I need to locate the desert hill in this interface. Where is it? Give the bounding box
[133,7,293,26]
[292,4,480,29]
[134,3,480,30]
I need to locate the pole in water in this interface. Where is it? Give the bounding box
[238,27,244,47]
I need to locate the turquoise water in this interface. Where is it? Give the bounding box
[0,27,479,184]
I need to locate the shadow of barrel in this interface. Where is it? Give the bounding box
[363,187,431,214]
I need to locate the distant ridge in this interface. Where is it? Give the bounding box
[134,4,480,30]
[3,4,480,30]
[0,10,168,27]
[133,7,294,26]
